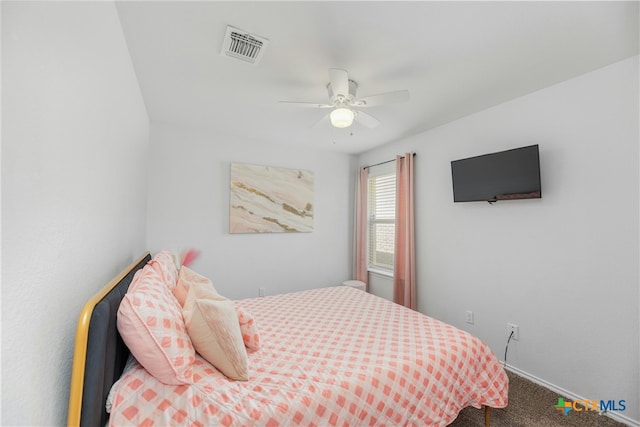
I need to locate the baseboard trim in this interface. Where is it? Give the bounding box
[503,364,639,427]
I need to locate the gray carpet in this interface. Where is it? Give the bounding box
[448,370,627,427]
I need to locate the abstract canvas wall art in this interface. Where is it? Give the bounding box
[230,163,314,233]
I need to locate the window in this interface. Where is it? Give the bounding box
[367,162,396,272]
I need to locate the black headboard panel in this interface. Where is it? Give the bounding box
[68,253,151,427]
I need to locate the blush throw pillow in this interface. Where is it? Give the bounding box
[183,280,249,380]
[173,266,220,307]
[117,258,195,385]
[173,266,261,352]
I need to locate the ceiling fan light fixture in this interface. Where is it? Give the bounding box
[330,108,354,128]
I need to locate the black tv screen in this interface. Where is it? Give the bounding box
[451,145,541,202]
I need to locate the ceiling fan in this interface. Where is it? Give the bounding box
[279,68,409,129]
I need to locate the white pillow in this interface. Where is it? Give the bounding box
[183,280,249,380]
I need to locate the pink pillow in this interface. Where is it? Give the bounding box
[117,261,195,385]
[183,281,249,380]
[236,306,260,351]
[146,250,179,290]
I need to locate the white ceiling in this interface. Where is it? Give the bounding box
[115,1,638,154]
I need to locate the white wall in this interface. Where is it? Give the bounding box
[358,56,639,425]
[1,2,149,425]
[146,123,354,299]
[368,271,393,301]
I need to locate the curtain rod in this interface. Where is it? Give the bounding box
[363,152,416,169]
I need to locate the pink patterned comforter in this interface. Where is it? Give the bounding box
[108,287,508,426]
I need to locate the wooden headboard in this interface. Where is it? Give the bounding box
[67,252,151,427]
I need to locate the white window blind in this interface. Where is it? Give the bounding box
[367,162,396,272]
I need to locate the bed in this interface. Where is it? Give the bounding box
[68,251,508,427]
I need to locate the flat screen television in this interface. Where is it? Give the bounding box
[451,144,541,203]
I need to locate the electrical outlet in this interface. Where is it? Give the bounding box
[465,310,474,324]
[508,323,519,340]
[258,287,265,297]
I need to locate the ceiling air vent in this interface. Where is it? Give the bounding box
[221,25,269,65]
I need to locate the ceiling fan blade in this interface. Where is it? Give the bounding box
[329,68,349,98]
[353,90,410,107]
[354,110,380,129]
[278,101,333,108]
[311,113,330,129]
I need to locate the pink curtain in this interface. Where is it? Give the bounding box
[354,167,369,289]
[393,153,416,309]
